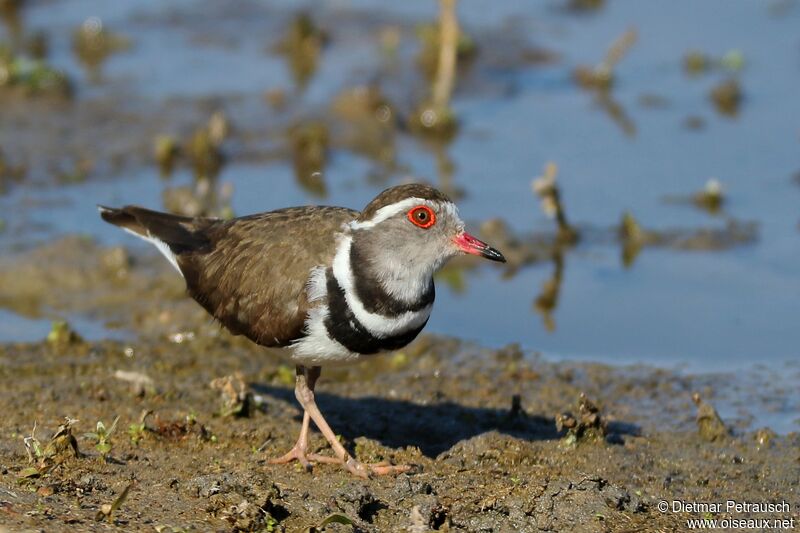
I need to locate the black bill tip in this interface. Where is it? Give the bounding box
[481,246,506,263]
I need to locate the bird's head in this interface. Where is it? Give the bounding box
[348,184,505,302]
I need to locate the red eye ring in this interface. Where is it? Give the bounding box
[407,205,436,229]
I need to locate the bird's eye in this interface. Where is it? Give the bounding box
[407,205,436,229]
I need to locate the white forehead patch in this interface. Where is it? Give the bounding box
[349,198,462,230]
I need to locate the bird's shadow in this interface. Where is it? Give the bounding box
[253,383,568,458]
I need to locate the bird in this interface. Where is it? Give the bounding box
[98,183,505,477]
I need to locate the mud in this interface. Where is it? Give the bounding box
[0,242,798,531]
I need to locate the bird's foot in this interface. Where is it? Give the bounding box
[269,450,410,477]
[268,445,313,471]
[310,454,411,478]
[346,458,412,478]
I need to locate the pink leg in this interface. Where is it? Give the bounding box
[268,410,312,470]
[293,366,411,478]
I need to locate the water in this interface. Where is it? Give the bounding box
[0,309,130,343]
[1,1,798,383]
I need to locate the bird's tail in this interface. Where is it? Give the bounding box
[98,205,213,270]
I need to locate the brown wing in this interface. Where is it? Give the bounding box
[178,206,357,347]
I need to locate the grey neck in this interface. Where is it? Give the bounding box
[348,233,436,314]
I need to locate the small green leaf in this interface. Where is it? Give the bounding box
[95,482,132,522]
[17,467,41,479]
[318,513,355,527]
[106,416,120,437]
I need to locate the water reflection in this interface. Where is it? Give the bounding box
[288,121,329,197]
[573,28,638,137]
[0,0,22,47]
[273,12,326,92]
[72,17,129,82]
[331,85,398,184]
[662,179,726,216]
[594,92,636,138]
[158,112,233,218]
[534,249,564,332]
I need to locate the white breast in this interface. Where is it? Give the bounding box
[290,264,361,365]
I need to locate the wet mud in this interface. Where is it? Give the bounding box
[0,242,797,531]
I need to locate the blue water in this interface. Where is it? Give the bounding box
[1,0,798,384]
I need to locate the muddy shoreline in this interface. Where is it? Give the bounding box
[1,241,798,531]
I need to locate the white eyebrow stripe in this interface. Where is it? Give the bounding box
[349,198,460,230]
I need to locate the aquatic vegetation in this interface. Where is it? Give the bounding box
[155,112,228,181]
[566,0,606,12]
[710,78,743,116]
[619,211,644,267]
[573,28,637,91]
[46,320,83,347]
[331,84,395,126]
[683,115,706,131]
[595,92,636,136]
[378,25,401,59]
[661,179,726,215]
[408,103,458,141]
[154,135,179,176]
[0,45,70,96]
[72,16,130,80]
[187,125,224,181]
[288,120,329,197]
[55,156,92,184]
[683,49,745,76]
[414,4,477,80]
[159,112,233,218]
[754,427,775,449]
[0,146,26,193]
[263,87,287,110]
[684,52,745,115]
[572,28,640,136]
[273,12,327,90]
[534,250,564,332]
[532,162,579,245]
[331,85,397,169]
[0,0,24,45]
[25,30,47,60]
[618,211,757,267]
[720,50,746,71]
[409,0,461,141]
[683,50,711,76]
[693,179,725,212]
[477,218,548,272]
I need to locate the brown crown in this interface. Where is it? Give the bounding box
[359,184,451,221]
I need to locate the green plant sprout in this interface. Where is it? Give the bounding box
[84,416,120,459]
